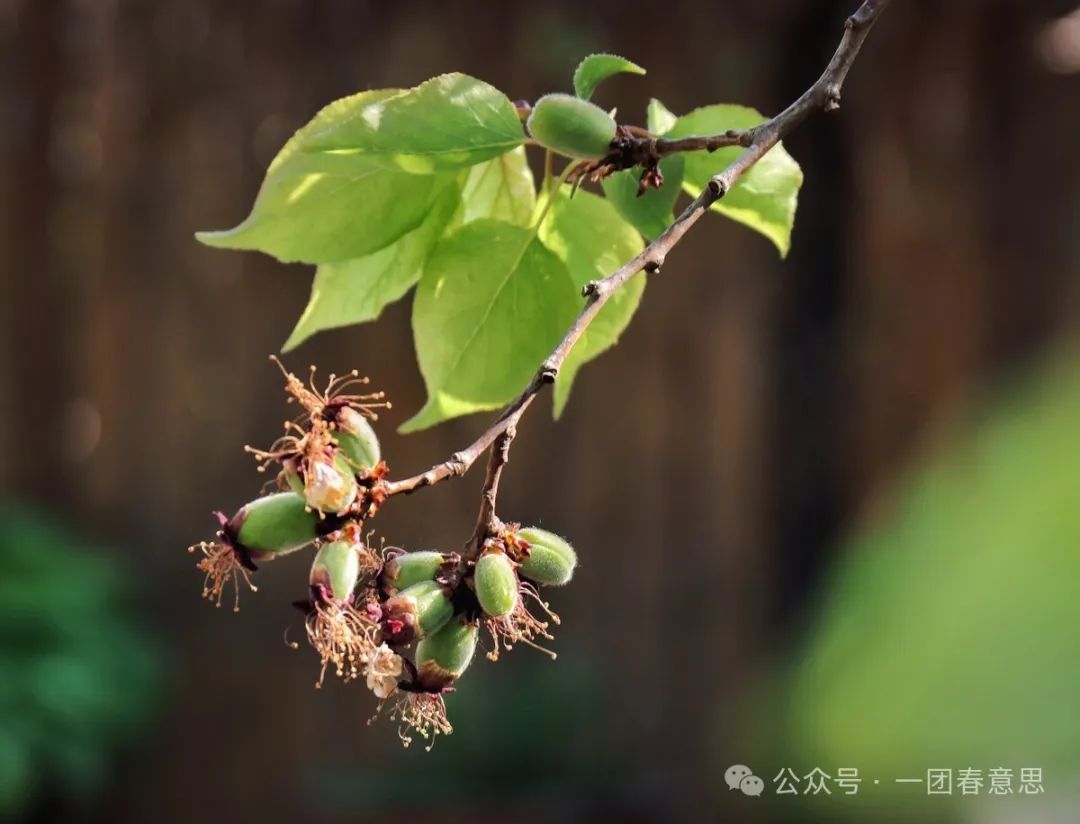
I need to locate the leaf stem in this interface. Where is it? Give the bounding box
[530,162,574,231]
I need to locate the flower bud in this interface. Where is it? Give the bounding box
[380,580,453,645]
[473,551,518,618]
[526,93,616,161]
[334,406,381,472]
[230,492,320,557]
[415,619,478,692]
[309,539,361,605]
[515,527,577,586]
[379,550,447,596]
[302,452,358,515]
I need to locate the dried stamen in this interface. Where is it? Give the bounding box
[305,600,378,687]
[379,692,453,751]
[188,541,256,612]
[269,355,391,422]
[484,581,560,661]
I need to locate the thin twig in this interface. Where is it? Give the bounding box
[380,0,890,545]
[468,426,515,550]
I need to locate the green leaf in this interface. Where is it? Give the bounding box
[572,53,646,101]
[538,190,645,417]
[301,73,525,173]
[281,182,462,351]
[666,104,803,257]
[196,88,459,263]
[403,220,578,432]
[601,97,684,241]
[458,146,536,227]
[602,155,685,242]
[645,98,677,134]
[196,75,525,264]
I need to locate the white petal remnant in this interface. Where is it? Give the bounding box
[365,643,404,699]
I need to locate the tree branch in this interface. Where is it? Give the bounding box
[380,0,890,541]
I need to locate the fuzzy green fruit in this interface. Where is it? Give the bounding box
[381,580,453,645]
[415,619,479,691]
[516,527,577,586]
[228,492,320,558]
[380,550,447,596]
[309,539,360,604]
[527,93,616,161]
[334,406,381,472]
[473,551,518,618]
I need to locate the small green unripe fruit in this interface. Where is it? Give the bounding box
[516,527,577,586]
[381,580,453,645]
[334,407,381,472]
[415,619,479,692]
[228,492,320,558]
[380,550,447,596]
[527,93,616,161]
[473,551,518,618]
[309,539,360,605]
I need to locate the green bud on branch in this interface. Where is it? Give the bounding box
[333,406,381,473]
[515,527,577,586]
[381,580,453,645]
[527,93,617,161]
[231,491,321,556]
[415,618,479,692]
[380,550,450,596]
[309,539,361,605]
[473,550,518,618]
[188,491,320,611]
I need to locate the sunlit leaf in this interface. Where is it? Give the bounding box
[666,104,802,257]
[403,220,578,432]
[197,75,525,264]
[282,183,462,351]
[459,146,536,227]
[301,73,525,173]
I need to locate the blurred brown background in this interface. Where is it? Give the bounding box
[2,0,1079,822]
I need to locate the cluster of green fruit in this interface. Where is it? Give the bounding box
[187,360,577,749]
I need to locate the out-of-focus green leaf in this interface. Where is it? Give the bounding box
[0,506,162,818]
[781,353,1080,796]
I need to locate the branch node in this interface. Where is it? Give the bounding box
[582,280,602,299]
[708,177,728,198]
[824,84,842,111]
[539,364,558,384]
[645,258,663,274]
